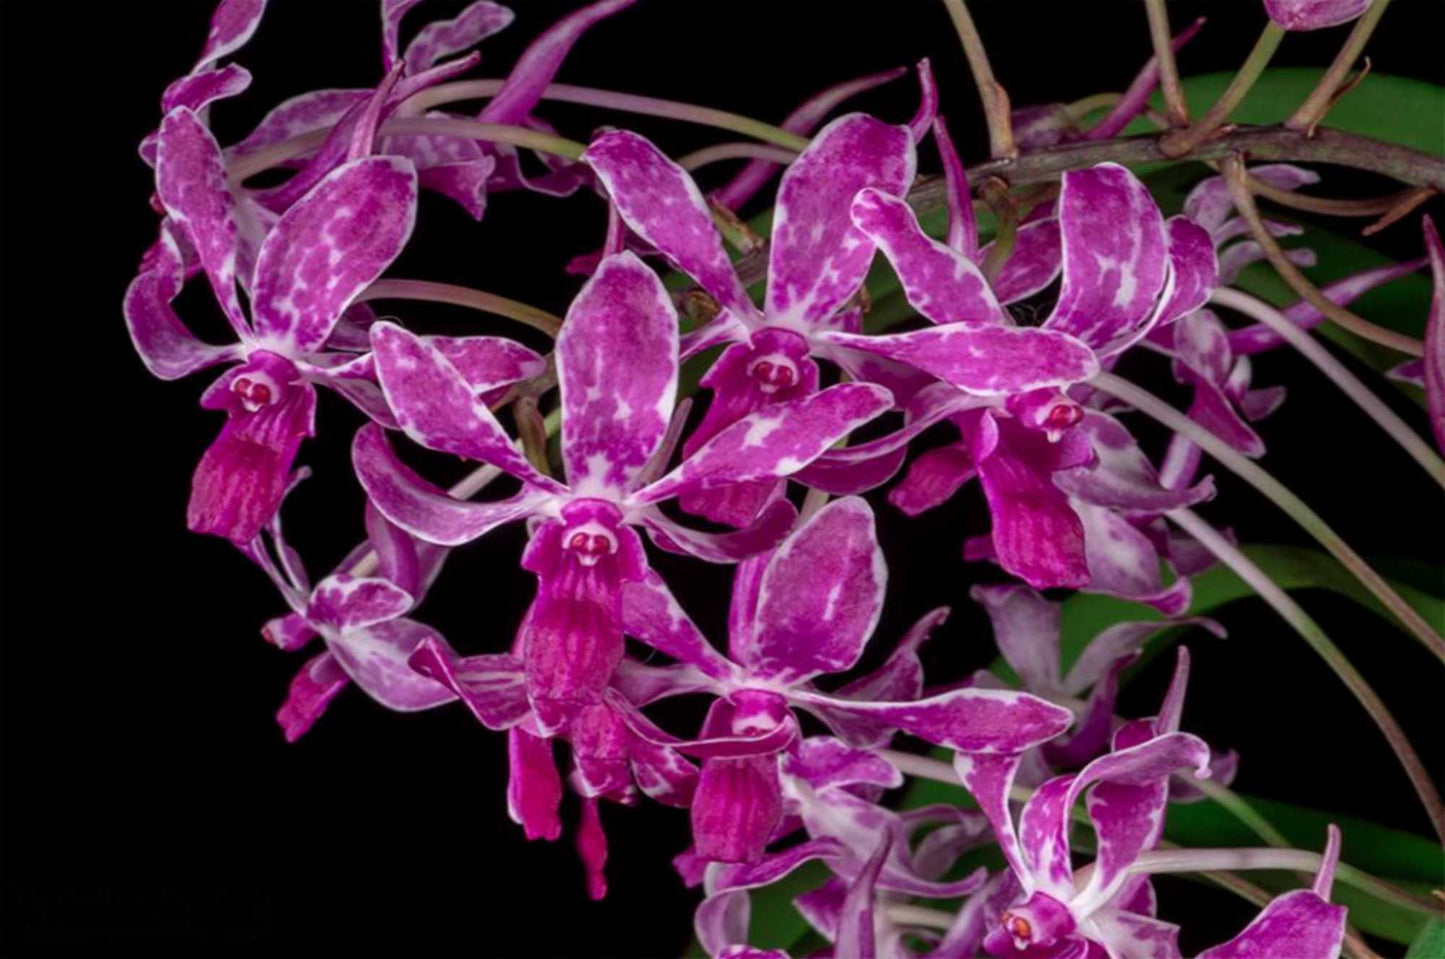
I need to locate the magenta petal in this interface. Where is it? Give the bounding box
[508,726,563,841]
[351,423,546,546]
[155,108,248,336]
[987,218,1064,306]
[229,89,369,163]
[1422,216,1445,454]
[408,637,530,730]
[620,570,738,681]
[275,651,348,742]
[835,833,890,959]
[1230,258,1426,355]
[767,113,916,326]
[692,754,786,863]
[1076,503,1189,615]
[1263,0,1371,30]
[794,687,1072,754]
[558,251,679,496]
[638,498,797,564]
[429,334,546,398]
[194,0,268,71]
[1045,164,1169,351]
[1152,216,1219,328]
[711,838,846,895]
[933,116,978,258]
[739,498,886,684]
[970,584,1061,694]
[635,383,894,505]
[307,573,412,630]
[888,443,976,517]
[250,157,418,352]
[821,325,1098,396]
[584,132,754,318]
[403,0,514,73]
[849,188,1005,325]
[1054,412,1214,512]
[793,448,907,496]
[1197,885,1346,957]
[370,322,563,492]
[714,66,909,212]
[416,158,496,220]
[188,376,315,543]
[327,618,457,711]
[478,0,636,125]
[976,429,1090,590]
[124,223,243,380]
[812,608,948,748]
[161,62,252,117]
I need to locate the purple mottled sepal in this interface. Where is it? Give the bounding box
[1264,0,1371,30]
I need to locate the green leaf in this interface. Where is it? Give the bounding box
[1408,918,1445,957]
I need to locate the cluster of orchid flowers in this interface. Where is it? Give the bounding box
[125,0,1443,956]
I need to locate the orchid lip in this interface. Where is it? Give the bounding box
[564,521,619,566]
[747,352,800,393]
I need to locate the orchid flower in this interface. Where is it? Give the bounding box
[582,105,925,527]
[948,647,1212,957]
[693,738,994,959]
[241,486,456,741]
[125,107,419,544]
[356,251,893,733]
[970,583,1236,795]
[610,497,1072,863]
[1263,0,1372,31]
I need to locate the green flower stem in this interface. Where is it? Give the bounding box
[1142,0,1191,125]
[1222,157,1425,357]
[1090,372,1445,661]
[1167,508,1445,843]
[676,142,798,172]
[1211,287,1445,488]
[1159,21,1286,157]
[1179,774,1290,848]
[939,0,1016,158]
[357,279,563,337]
[1288,0,1395,133]
[228,118,586,183]
[404,79,810,151]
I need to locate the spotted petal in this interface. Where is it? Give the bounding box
[403,1,514,74]
[790,686,1072,754]
[558,251,679,497]
[124,222,244,379]
[1264,0,1371,30]
[194,0,268,71]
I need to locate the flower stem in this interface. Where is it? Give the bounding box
[1090,373,1445,659]
[675,142,798,172]
[357,279,562,337]
[1142,0,1191,125]
[1179,774,1290,848]
[403,80,810,151]
[1222,158,1425,356]
[939,0,1016,158]
[1160,21,1286,157]
[1288,0,1394,133]
[1167,508,1445,842]
[1211,286,1445,487]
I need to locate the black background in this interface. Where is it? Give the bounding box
[2,1,1443,956]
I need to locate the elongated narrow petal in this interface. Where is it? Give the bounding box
[370,323,563,491]
[715,66,909,211]
[124,223,244,379]
[767,114,916,327]
[275,651,348,742]
[1263,0,1370,30]
[1077,502,1191,615]
[1422,216,1445,454]
[161,62,253,117]
[638,498,797,563]
[251,157,418,352]
[327,618,456,711]
[820,326,1098,397]
[155,108,248,336]
[1153,216,1218,328]
[478,0,636,125]
[976,428,1091,589]
[743,498,886,684]
[620,570,738,680]
[969,584,1061,694]
[408,638,530,730]
[1230,259,1426,355]
[429,334,546,398]
[585,132,754,317]
[887,443,976,517]
[351,423,545,546]
[1064,618,1220,697]
[635,384,893,505]
[1045,164,1169,350]
[849,188,1005,325]
[835,834,890,959]
[195,0,268,71]
[508,725,562,841]
[792,687,1072,754]
[558,251,679,496]
[403,1,514,73]
[825,608,948,730]
[229,89,369,161]
[417,157,496,220]
[1054,412,1214,511]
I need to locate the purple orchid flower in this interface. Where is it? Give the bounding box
[692,737,995,958]
[612,497,1073,864]
[125,107,419,544]
[241,484,456,741]
[582,104,925,528]
[1264,0,1372,31]
[954,648,1216,958]
[970,584,1236,794]
[356,251,893,733]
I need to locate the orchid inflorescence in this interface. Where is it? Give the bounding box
[125,0,1444,955]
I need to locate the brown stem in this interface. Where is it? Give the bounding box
[1159,21,1286,157]
[1248,176,1415,218]
[1222,157,1425,356]
[940,0,1016,158]
[1287,0,1394,133]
